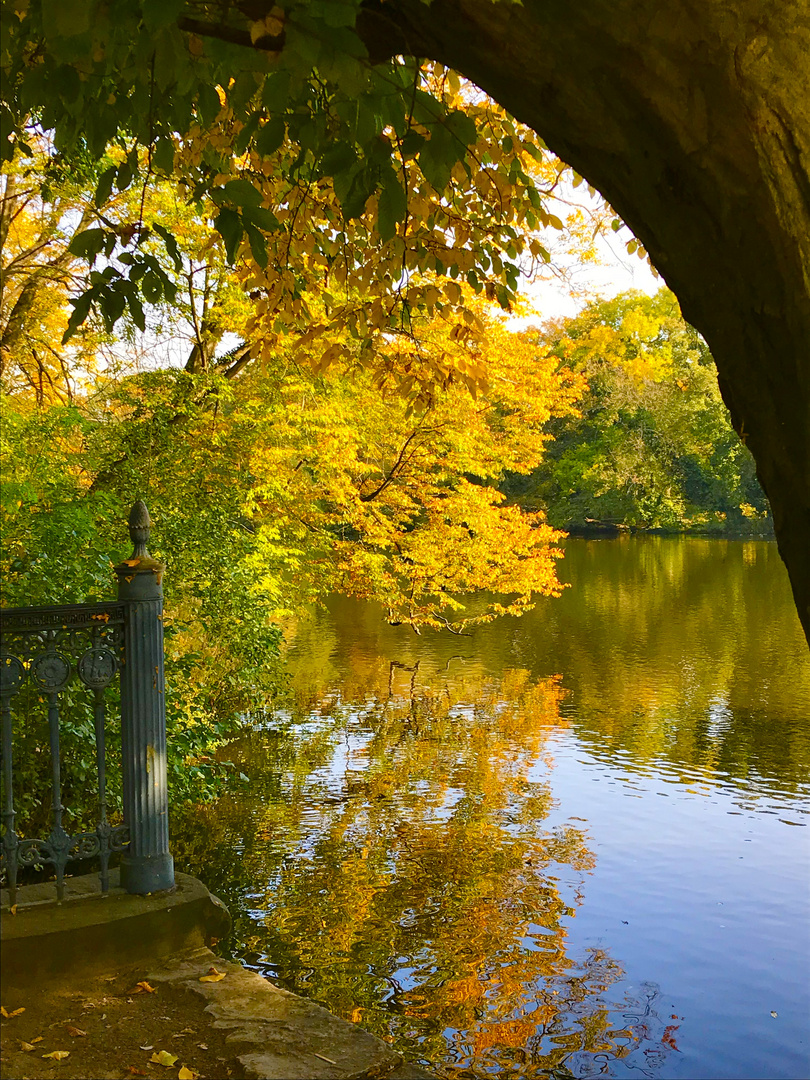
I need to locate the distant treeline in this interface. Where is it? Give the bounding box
[505,289,772,537]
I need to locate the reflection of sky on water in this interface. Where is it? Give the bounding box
[530,732,810,1078]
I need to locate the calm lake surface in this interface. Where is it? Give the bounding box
[173,537,810,1079]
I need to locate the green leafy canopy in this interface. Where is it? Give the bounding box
[1,1,553,345]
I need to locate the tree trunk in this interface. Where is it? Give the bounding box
[360,0,810,644]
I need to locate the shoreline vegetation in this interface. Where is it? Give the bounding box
[563,521,774,539]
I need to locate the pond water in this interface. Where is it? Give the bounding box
[173,537,810,1079]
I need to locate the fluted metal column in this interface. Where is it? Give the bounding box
[116,502,174,894]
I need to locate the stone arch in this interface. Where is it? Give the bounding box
[359,0,810,643]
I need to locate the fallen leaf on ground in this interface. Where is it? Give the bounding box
[1,1006,25,1017]
[196,1043,208,1050]
[199,967,226,983]
[126,1068,147,1077]
[66,1026,87,1037]
[42,1050,70,1060]
[20,1042,35,1052]
[9,905,17,915]
[178,1068,197,1079]
[139,1045,154,1051]
[150,1050,179,1067]
[133,981,156,994]
[31,1036,43,1043]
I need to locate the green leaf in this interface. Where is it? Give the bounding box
[154,27,182,92]
[229,71,258,118]
[127,290,146,331]
[319,1,359,28]
[333,165,374,220]
[42,0,92,38]
[142,0,183,32]
[318,141,357,178]
[69,228,106,263]
[152,136,175,174]
[215,208,243,262]
[153,223,183,271]
[94,165,117,208]
[245,224,268,269]
[446,109,478,150]
[234,111,261,155]
[197,84,222,126]
[262,71,290,114]
[117,158,135,193]
[222,179,263,208]
[377,169,407,243]
[51,65,81,104]
[61,291,94,343]
[142,270,163,302]
[355,97,382,145]
[241,206,280,232]
[418,129,456,192]
[399,130,425,160]
[255,116,286,158]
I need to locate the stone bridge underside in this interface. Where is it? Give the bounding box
[354,0,810,643]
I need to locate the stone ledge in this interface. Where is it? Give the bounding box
[146,948,435,1080]
[1,870,230,986]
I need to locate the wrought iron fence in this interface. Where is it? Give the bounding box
[1,502,174,906]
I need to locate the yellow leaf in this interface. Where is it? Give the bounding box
[1,1006,25,1017]
[150,1051,179,1068]
[20,1041,35,1052]
[178,1068,197,1080]
[199,967,226,983]
[133,981,156,994]
[9,904,17,915]
[31,1036,43,1043]
[66,1025,87,1037]
[42,1050,70,1060]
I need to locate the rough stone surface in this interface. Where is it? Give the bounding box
[146,948,435,1080]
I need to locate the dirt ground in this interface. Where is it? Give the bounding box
[0,962,246,1080]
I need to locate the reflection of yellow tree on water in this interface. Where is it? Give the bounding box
[175,658,675,1077]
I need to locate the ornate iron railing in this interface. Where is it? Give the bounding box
[0,503,174,906]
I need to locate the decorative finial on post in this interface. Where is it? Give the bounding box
[128,501,152,560]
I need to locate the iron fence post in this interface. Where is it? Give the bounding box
[116,501,174,894]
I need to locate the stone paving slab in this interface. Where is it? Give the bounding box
[146,948,435,1080]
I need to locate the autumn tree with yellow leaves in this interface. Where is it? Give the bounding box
[1,60,594,815]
